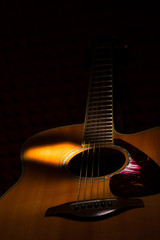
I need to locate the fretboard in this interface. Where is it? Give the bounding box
[83,45,114,146]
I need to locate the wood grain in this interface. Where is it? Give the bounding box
[0,124,160,240]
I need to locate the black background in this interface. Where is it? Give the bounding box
[0,1,160,197]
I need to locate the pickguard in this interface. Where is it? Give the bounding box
[110,139,160,197]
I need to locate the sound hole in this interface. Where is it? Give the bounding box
[68,147,126,178]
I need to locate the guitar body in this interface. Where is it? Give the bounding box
[0,124,160,240]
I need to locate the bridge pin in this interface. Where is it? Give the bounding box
[101,201,105,207]
[81,204,86,209]
[108,201,112,206]
[74,205,79,210]
[94,202,99,208]
[88,203,92,208]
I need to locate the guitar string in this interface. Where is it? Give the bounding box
[93,48,105,201]
[92,48,109,201]
[83,142,90,201]
[95,73,101,200]
[109,47,114,200]
[80,45,113,202]
[89,50,100,201]
[90,143,95,199]
[83,89,96,201]
[90,55,98,200]
[77,143,85,202]
[96,47,111,201]
[90,47,112,201]
[103,47,112,201]
[100,46,113,200]
[96,144,100,199]
[83,49,97,202]
[104,46,112,200]
[78,49,94,203]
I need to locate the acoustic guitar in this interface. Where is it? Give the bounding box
[0,44,160,240]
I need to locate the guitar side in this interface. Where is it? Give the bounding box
[0,124,160,240]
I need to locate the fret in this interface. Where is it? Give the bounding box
[87,113,113,118]
[85,123,113,129]
[85,133,113,138]
[93,64,112,67]
[85,136,113,140]
[89,97,112,101]
[86,118,112,122]
[88,104,113,109]
[92,75,113,79]
[88,103,112,107]
[84,128,113,134]
[87,110,112,114]
[85,121,112,126]
[92,79,112,83]
[85,141,113,145]
[87,111,112,115]
[86,121,113,125]
[89,93,112,97]
[89,89,112,94]
[91,82,112,86]
[84,134,113,139]
[85,121,113,126]
[85,140,113,144]
[85,126,113,131]
[88,105,113,109]
[89,99,112,103]
[86,121,112,126]
[85,127,113,132]
[84,141,113,144]
[91,89,112,93]
[85,128,113,133]
[91,83,112,87]
[85,122,113,126]
[91,85,112,89]
[83,45,114,145]
[88,105,112,109]
[86,125,113,130]
[92,80,112,84]
[87,110,112,115]
[88,141,113,143]
[85,136,113,141]
[86,115,112,120]
[85,138,113,142]
[88,104,112,108]
[90,94,112,97]
[92,75,112,79]
[89,95,112,99]
[86,121,112,125]
[93,69,112,73]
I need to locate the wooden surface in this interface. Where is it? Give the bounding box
[0,124,160,240]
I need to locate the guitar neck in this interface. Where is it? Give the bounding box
[83,45,114,146]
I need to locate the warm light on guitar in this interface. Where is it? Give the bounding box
[0,43,160,240]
